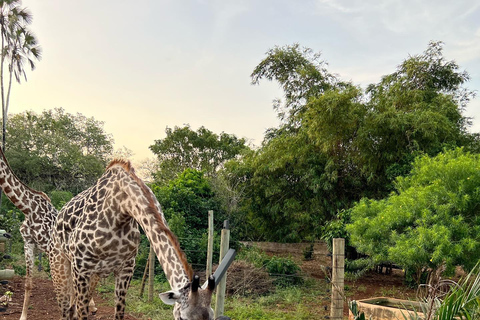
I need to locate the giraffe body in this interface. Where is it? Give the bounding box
[50,159,222,320]
[0,147,57,320]
[0,147,97,320]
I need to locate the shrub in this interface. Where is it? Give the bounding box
[265,256,302,287]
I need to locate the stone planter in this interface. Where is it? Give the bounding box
[348,297,426,320]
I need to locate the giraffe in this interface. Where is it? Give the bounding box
[0,147,97,320]
[49,159,228,320]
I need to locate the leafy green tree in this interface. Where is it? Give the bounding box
[152,169,224,266]
[225,131,336,242]
[149,125,248,184]
[5,108,113,193]
[226,41,478,243]
[251,43,341,126]
[347,148,480,285]
[0,0,41,149]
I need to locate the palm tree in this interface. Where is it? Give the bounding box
[0,0,42,150]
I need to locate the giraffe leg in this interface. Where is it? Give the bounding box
[114,258,135,320]
[88,274,100,315]
[49,245,74,320]
[72,271,93,320]
[19,241,35,320]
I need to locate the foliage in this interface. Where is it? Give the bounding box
[347,148,480,285]
[265,256,302,287]
[225,131,338,242]
[0,208,22,246]
[236,246,302,287]
[48,190,73,210]
[236,245,271,269]
[152,169,225,267]
[5,108,113,193]
[0,0,42,149]
[225,41,477,243]
[401,262,480,320]
[349,300,370,320]
[149,125,248,185]
[251,43,345,126]
[302,243,314,261]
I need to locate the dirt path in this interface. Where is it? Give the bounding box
[0,277,141,320]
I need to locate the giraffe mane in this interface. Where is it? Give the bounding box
[109,158,194,281]
[0,147,51,203]
[106,158,133,173]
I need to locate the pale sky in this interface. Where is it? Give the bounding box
[10,0,480,165]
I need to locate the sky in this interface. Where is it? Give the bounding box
[10,0,480,165]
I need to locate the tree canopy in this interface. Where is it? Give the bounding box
[152,169,224,265]
[149,125,248,184]
[5,108,114,193]
[225,41,478,242]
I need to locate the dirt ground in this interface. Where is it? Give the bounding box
[0,243,417,320]
[0,270,414,320]
[0,276,140,320]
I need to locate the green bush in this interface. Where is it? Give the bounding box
[265,256,302,287]
[303,243,314,261]
[348,148,480,285]
[236,246,270,268]
[48,190,73,210]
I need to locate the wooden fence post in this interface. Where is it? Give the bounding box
[139,258,149,297]
[214,220,230,319]
[206,210,214,277]
[148,245,155,302]
[330,238,345,320]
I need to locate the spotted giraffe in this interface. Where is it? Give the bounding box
[0,147,97,320]
[49,159,227,320]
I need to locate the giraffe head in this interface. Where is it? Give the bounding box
[159,275,230,320]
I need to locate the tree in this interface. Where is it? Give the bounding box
[227,41,478,242]
[152,169,224,265]
[347,148,480,285]
[149,125,248,184]
[0,0,41,150]
[251,43,341,126]
[5,108,114,193]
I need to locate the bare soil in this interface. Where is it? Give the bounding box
[0,242,418,320]
[0,276,140,320]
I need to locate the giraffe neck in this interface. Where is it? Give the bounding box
[110,160,193,291]
[0,147,53,217]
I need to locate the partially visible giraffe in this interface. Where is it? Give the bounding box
[0,146,57,320]
[0,147,97,320]
[49,159,228,320]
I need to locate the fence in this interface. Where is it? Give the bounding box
[139,211,347,319]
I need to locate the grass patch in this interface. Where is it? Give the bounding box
[97,276,330,320]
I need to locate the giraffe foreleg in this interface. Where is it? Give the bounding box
[19,241,35,320]
[71,270,94,320]
[114,258,135,320]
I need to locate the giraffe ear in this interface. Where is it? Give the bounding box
[159,290,181,305]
